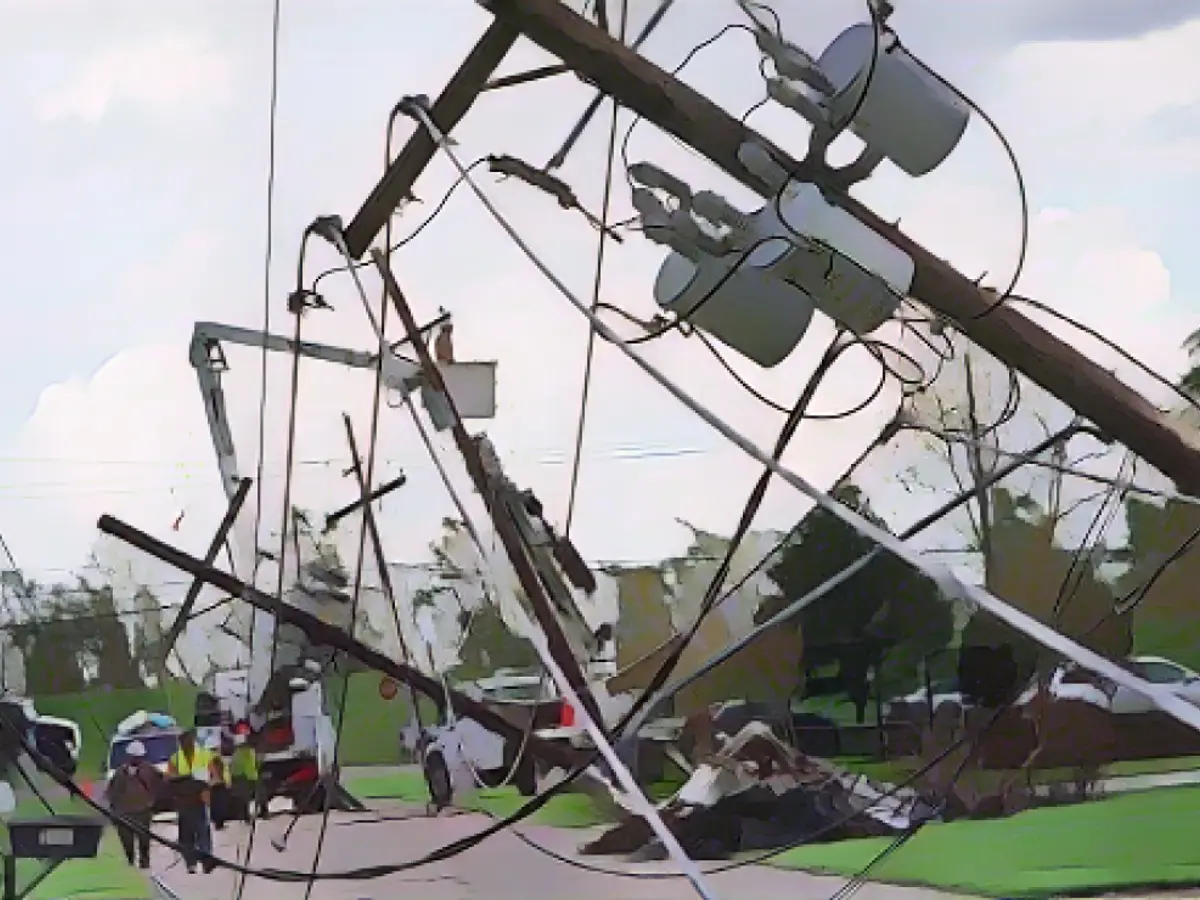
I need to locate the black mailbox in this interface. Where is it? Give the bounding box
[6,815,104,861]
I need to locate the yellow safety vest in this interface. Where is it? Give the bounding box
[230,747,259,781]
[170,747,216,783]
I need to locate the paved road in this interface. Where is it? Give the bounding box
[150,801,957,900]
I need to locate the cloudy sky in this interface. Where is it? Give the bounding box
[1,0,1198,608]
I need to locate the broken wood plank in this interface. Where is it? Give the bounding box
[341,20,520,259]
[482,0,1200,494]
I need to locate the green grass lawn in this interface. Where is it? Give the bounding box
[349,770,611,828]
[4,797,152,900]
[837,753,1200,787]
[771,785,1200,898]
[351,770,1200,896]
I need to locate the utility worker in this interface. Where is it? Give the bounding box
[167,729,217,874]
[229,731,260,823]
[104,740,161,870]
[209,749,234,830]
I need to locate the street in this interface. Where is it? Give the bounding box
[150,800,956,900]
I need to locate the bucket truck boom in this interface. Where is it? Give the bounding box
[189,322,390,721]
[187,318,496,806]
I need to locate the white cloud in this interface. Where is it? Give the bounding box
[36,33,233,123]
[985,18,1200,175]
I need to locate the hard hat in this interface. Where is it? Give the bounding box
[125,740,146,759]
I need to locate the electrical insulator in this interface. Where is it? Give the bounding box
[692,191,751,234]
[737,143,789,193]
[628,163,694,206]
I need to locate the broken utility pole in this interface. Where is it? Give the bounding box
[159,476,252,659]
[369,248,608,731]
[341,20,520,259]
[96,513,581,770]
[360,0,1200,495]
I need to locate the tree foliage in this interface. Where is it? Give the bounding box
[7,576,150,694]
[453,604,540,680]
[757,483,954,720]
[1113,495,1200,669]
[961,488,1130,691]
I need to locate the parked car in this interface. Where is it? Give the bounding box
[1110,656,1200,714]
[32,714,82,776]
[882,679,968,722]
[1017,655,1200,715]
[0,696,82,777]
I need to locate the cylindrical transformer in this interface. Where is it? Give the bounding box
[817,23,970,177]
[653,250,814,368]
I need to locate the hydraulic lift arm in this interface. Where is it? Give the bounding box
[187,320,447,712]
[183,316,492,720]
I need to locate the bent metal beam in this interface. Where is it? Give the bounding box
[480,0,1200,494]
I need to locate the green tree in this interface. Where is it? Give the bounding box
[757,482,954,722]
[1113,494,1200,669]
[453,603,540,680]
[8,578,143,693]
[960,488,1130,693]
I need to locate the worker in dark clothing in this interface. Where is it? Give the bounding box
[167,729,217,874]
[229,733,261,823]
[104,740,161,869]
[209,752,233,830]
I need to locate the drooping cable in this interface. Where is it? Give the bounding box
[614,333,855,743]
[6,431,1146,883]
[309,158,488,299]
[894,37,1029,321]
[1050,452,1133,624]
[230,0,284,893]
[299,301,391,900]
[563,0,629,538]
[1010,293,1200,418]
[408,103,1200,735]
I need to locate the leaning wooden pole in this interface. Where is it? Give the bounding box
[480,0,1200,494]
[369,248,607,732]
[159,477,253,660]
[341,20,520,258]
[96,513,581,769]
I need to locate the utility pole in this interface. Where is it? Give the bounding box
[351,0,1200,494]
[369,249,607,730]
[95,513,582,770]
[342,21,520,258]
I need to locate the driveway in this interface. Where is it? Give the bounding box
[150,801,959,900]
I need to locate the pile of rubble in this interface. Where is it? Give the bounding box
[581,721,936,861]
